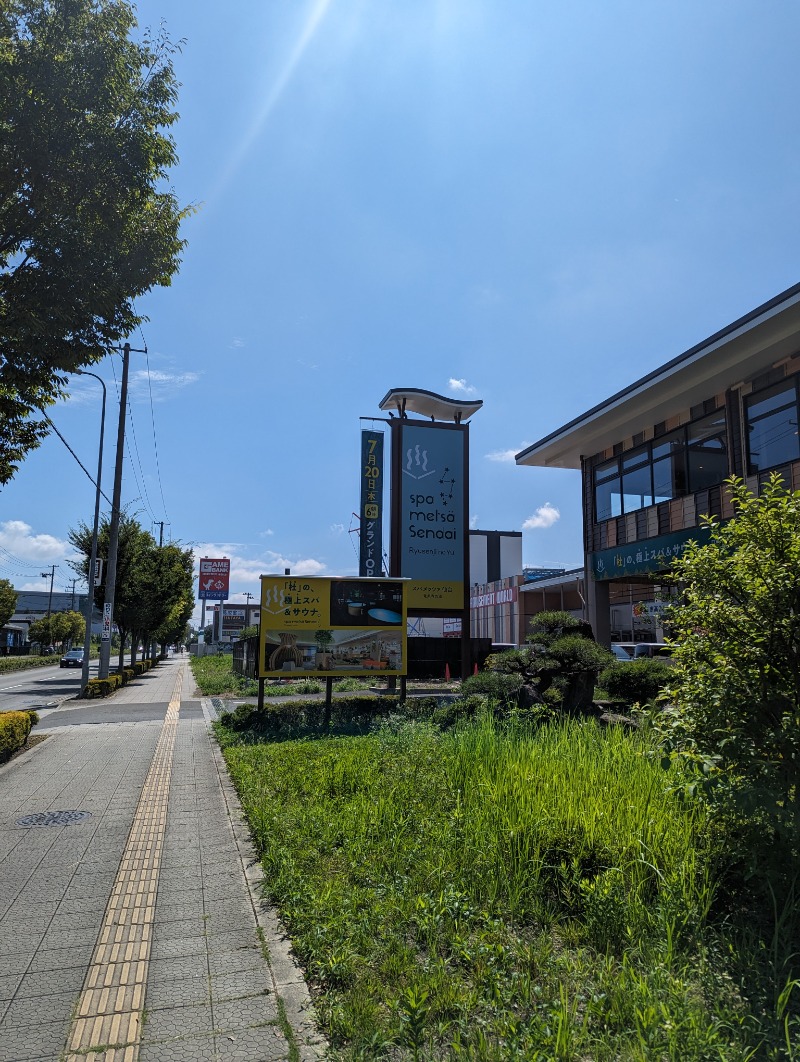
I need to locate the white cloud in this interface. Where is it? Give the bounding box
[448,377,477,395]
[0,520,70,564]
[330,523,345,535]
[485,449,518,464]
[129,368,200,401]
[259,529,275,537]
[230,338,246,349]
[523,503,561,531]
[469,514,479,530]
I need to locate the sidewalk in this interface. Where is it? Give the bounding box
[0,656,325,1061]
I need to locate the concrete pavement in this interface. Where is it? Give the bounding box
[0,656,325,1061]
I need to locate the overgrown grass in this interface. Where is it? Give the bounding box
[218,712,798,1059]
[189,653,256,696]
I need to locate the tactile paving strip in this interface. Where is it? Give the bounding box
[64,667,185,1062]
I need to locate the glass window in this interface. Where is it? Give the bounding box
[746,381,800,473]
[687,411,728,492]
[622,462,653,511]
[652,432,686,503]
[595,460,621,521]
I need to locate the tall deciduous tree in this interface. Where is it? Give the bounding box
[0,0,189,482]
[0,577,17,630]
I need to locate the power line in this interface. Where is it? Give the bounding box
[144,344,170,523]
[41,413,114,508]
[109,353,156,521]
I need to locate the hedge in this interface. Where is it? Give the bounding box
[0,709,38,761]
[82,657,159,698]
[219,694,400,739]
[597,658,674,706]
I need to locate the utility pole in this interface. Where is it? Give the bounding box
[99,341,145,678]
[40,564,55,620]
[154,521,166,547]
[67,578,78,612]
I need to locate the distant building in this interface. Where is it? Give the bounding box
[2,590,95,650]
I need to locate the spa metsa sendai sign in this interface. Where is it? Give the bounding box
[393,420,468,610]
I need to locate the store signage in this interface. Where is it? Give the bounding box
[470,586,518,609]
[199,557,230,600]
[589,527,713,581]
[101,602,112,641]
[396,422,466,608]
[258,575,407,678]
[359,431,384,577]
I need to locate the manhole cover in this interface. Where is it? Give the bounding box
[15,810,92,828]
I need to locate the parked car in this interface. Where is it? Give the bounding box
[610,642,637,660]
[60,649,85,668]
[632,643,674,660]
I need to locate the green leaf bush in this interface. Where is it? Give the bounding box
[598,659,674,706]
[220,694,397,739]
[0,709,35,760]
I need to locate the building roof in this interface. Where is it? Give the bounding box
[378,387,483,422]
[516,282,800,470]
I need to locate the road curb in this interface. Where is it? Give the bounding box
[203,698,327,1060]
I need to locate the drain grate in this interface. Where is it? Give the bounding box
[15,810,92,828]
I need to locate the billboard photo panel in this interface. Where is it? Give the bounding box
[258,575,407,678]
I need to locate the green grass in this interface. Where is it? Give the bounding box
[0,654,66,675]
[217,712,799,1059]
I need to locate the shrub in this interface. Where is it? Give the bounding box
[219,694,396,739]
[84,674,123,698]
[597,659,673,705]
[0,710,33,760]
[460,670,524,710]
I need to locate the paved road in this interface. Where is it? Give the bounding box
[0,657,325,1061]
[0,662,98,714]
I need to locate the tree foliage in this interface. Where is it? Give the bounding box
[68,512,193,667]
[480,611,613,714]
[662,475,800,852]
[0,0,188,482]
[28,609,84,648]
[0,577,17,629]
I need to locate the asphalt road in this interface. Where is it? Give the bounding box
[0,661,97,714]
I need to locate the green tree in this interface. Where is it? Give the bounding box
[0,577,17,629]
[27,609,85,650]
[478,611,613,714]
[0,0,189,483]
[68,511,151,670]
[663,475,800,855]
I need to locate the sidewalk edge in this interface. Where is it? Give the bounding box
[202,698,327,1060]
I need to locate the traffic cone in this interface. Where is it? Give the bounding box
[445,662,451,680]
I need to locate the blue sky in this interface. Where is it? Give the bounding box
[2,0,799,624]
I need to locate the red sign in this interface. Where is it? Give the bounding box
[199,557,230,600]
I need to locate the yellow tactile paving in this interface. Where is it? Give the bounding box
[65,668,185,1061]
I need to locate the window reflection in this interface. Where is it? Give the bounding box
[594,413,728,522]
[746,380,800,473]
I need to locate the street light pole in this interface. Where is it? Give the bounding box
[74,369,106,694]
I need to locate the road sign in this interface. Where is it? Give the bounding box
[101,603,112,641]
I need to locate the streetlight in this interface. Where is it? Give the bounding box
[74,369,106,693]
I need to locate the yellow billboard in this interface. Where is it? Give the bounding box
[406,580,464,610]
[258,576,407,679]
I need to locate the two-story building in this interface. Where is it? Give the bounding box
[517,283,800,644]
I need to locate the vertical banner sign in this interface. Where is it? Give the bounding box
[101,602,112,641]
[359,431,384,577]
[198,557,230,600]
[397,422,466,610]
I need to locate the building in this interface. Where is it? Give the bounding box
[2,590,93,650]
[516,283,800,643]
